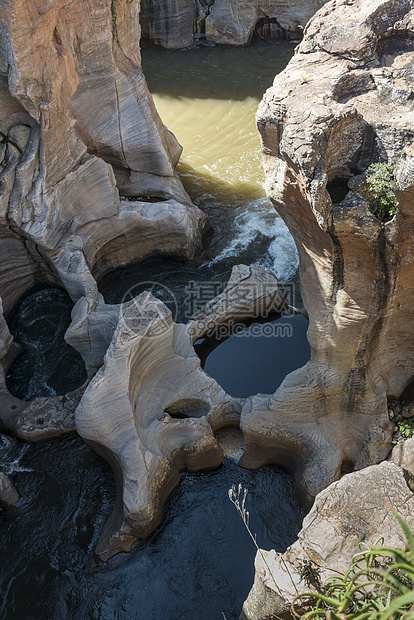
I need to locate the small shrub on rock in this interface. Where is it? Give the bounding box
[366,162,397,222]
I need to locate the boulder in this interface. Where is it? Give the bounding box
[187,264,288,342]
[242,457,414,620]
[0,472,20,508]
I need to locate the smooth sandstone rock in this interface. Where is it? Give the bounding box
[72,264,288,559]
[0,0,208,314]
[187,264,288,341]
[0,0,209,440]
[75,292,242,560]
[241,0,414,504]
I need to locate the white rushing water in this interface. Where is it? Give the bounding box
[142,43,299,282]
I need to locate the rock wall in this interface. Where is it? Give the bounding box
[140,0,327,49]
[0,0,208,437]
[240,0,414,505]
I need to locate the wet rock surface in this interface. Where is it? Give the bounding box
[0,471,20,508]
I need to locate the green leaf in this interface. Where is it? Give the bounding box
[378,591,414,619]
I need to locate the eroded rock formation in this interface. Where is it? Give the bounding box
[72,265,287,559]
[187,264,287,342]
[240,0,414,504]
[75,291,241,559]
[0,0,208,436]
[140,0,327,49]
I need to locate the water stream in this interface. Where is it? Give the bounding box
[141,41,299,279]
[1,42,308,619]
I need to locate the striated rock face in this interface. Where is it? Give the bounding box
[0,0,207,313]
[0,0,209,438]
[75,291,242,560]
[241,0,414,504]
[140,0,327,49]
[187,264,287,342]
[72,264,287,559]
[242,445,414,620]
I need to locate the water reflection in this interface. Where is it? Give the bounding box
[196,313,310,397]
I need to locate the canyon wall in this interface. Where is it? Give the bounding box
[241,0,414,615]
[0,0,208,437]
[240,0,414,503]
[140,0,327,48]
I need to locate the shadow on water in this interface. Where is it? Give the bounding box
[0,434,305,620]
[195,313,310,398]
[178,160,264,204]
[142,41,296,101]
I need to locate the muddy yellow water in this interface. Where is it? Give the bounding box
[142,42,299,279]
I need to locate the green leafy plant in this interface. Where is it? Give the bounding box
[111,3,119,23]
[366,162,397,222]
[398,419,414,439]
[306,35,316,53]
[292,514,414,619]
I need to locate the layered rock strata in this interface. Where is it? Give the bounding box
[72,265,287,559]
[0,0,208,436]
[0,0,207,312]
[241,0,414,504]
[140,0,327,49]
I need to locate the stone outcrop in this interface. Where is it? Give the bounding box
[242,443,414,620]
[187,264,287,342]
[0,472,20,508]
[71,264,288,559]
[140,0,327,49]
[75,291,242,560]
[240,0,414,505]
[0,0,209,438]
[0,0,207,314]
